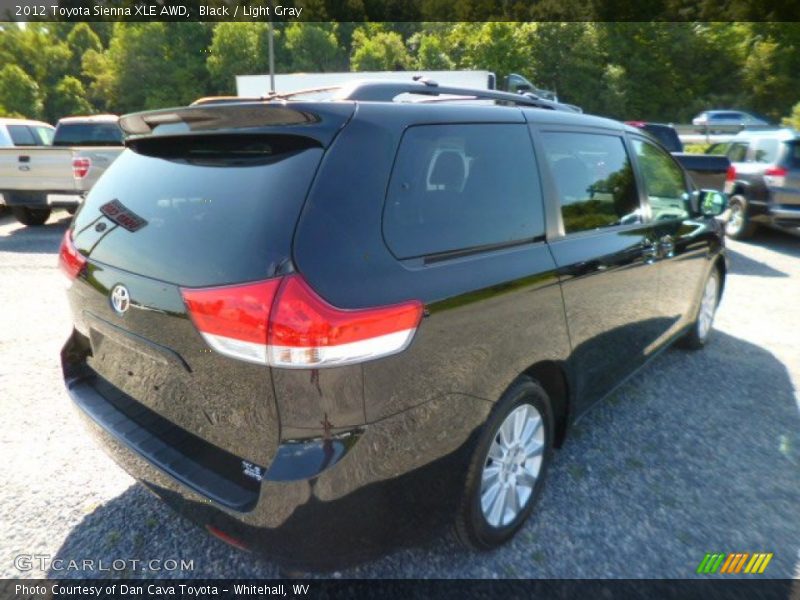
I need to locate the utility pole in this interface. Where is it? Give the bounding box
[268,19,275,93]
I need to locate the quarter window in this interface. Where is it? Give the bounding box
[384,124,543,259]
[541,132,639,234]
[632,139,688,221]
[753,138,779,163]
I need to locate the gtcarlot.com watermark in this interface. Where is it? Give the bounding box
[15,553,194,573]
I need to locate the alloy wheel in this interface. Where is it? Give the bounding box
[480,403,544,528]
[697,273,719,340]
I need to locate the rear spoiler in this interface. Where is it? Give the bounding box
[119,102,355,147]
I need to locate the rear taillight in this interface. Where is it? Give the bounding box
[764,166,788,188]
[181,279,282,366]
[724,165,736,194]
[267,275,423,368]
[72,157,91,179]
[58,229,87,281]
[181,275,424,368]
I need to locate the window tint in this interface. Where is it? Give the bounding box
[384,124,542,259]
[753,138,779,163]
[727,142,748,162]
[632,139,688,221]
[541,132,639,234]
[7,125,37,146]
[53,122,124,146]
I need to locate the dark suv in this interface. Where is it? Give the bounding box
[708,129,800,239]
[60,81,727,569]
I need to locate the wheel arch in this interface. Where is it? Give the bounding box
[713,253,727,302]
[521,360,571,448]
[729,181,749,199]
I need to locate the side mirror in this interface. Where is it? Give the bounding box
[697,189,727,217]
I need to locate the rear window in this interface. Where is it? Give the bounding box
[72,135,322,287]
[54,122,124,146]
[7,125,37,146]
[383,124,543,259]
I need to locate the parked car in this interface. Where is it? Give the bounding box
[625,121,683,152]
[0,114,124,226]
[706,128,800,239]
[60,81,727,569]
[692,110,770,134]
[0,118,55,216]
[626,121,730,191]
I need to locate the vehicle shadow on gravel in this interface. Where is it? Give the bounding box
[740,226,800,256]
[726,248,789,278]
[50,330,799,579]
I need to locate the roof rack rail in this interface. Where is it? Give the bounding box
[333,80,581,113]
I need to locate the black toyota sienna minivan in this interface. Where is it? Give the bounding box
[60,81,727,569]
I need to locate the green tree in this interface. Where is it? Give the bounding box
[444,23,534,86]
[781,101,800,129]
[83,23,211,113]
[0,64,42,119]
[66,24,103,81]
[741,24,800,120]
[412,32,454,70]
[525,24,606,109]
[46,76,92,120]
[207,22,269,95]
[351,27,412,71]
[284,23,344,72]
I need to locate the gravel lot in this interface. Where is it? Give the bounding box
[1,210,798,579]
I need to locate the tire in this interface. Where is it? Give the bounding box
[11,206,51,226]
[679,268,720,350]
[455,376,554,550]
[66,206,77,215]
[725,195,756,240]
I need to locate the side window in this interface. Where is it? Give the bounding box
[7,125,37,146]
[384,124,543,259]
[753,138,779,163]
[788,142,800,169]
[706,142,730,156]
[541,132,639,234]
[632,139,689,221]
[727,142,748,163]
[32,126,54,145]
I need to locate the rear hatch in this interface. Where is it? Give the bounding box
[64,102,353,481]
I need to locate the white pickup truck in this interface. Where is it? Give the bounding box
[0,115,124,226]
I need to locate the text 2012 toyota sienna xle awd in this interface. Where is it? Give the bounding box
[60,81,727,569]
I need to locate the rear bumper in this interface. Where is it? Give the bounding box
[0,190,83,208]
[62,331,490,568]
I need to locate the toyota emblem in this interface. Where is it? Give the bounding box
[110,284,130,315]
